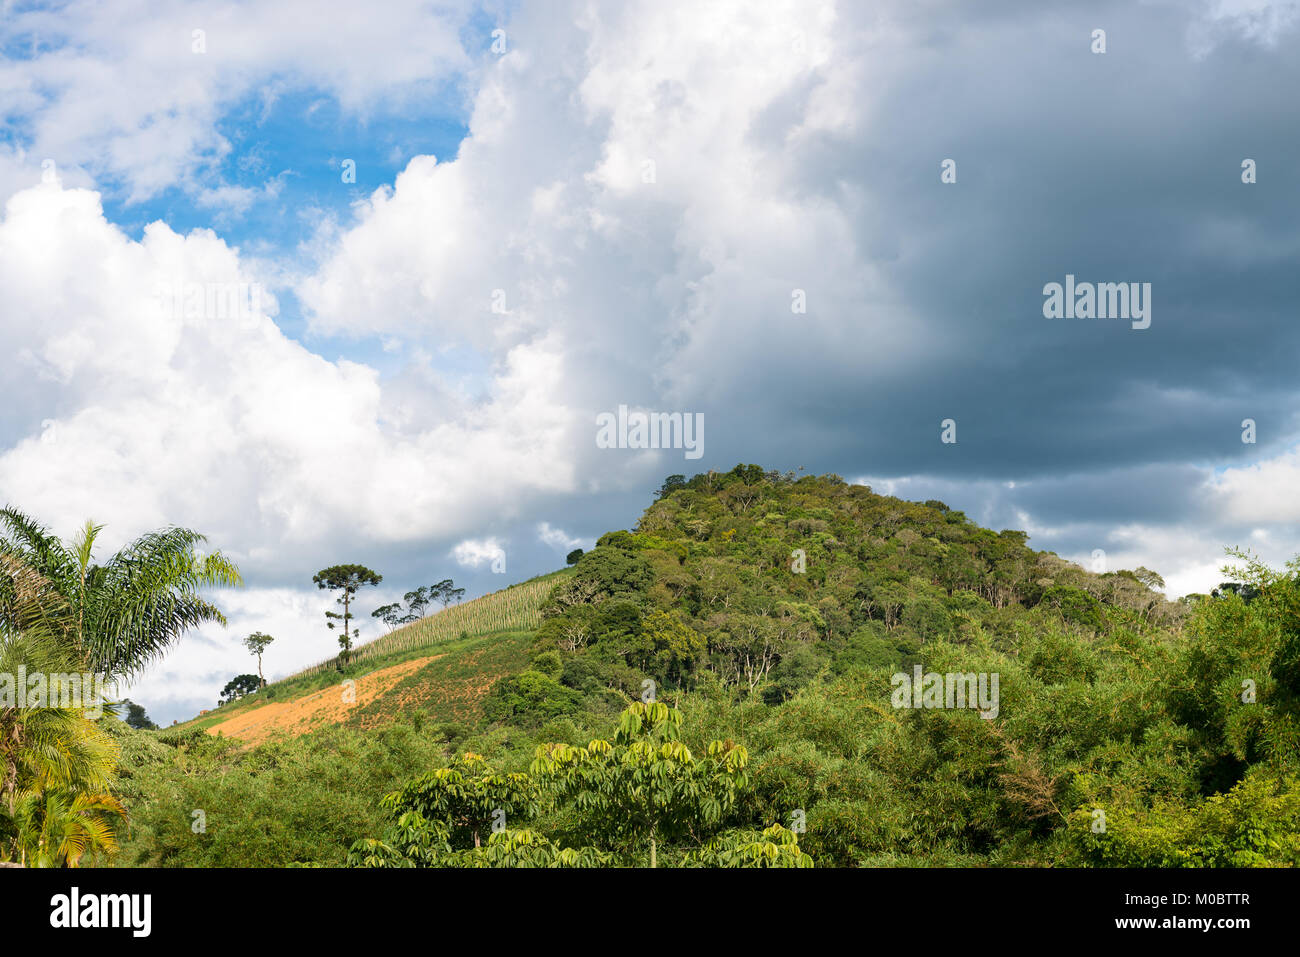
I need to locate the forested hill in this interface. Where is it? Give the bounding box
[113,465,1300,868]
[535,465,1186,703]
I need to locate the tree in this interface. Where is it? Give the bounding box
[530,700,751,867]
[1214,581,1259,603]
[543,548,651,616]
[378,752,536,849]
[7,789,125,868]
[120,699,157,730]
[243,631,274,686]
[403,586,434,620]
[655,475,686,499]
[449,829,611,867]
[728,463,766,485]
[565,549,584,566]
[483,670,583,726]
[1132,566,1166,592]
[313,565,382,665]
[639,610,708,685]
[348,811,449,868]
[432,579,465,609]
[0,507,242,680]
[685,823,814,868]
[220,674,261,704]
[372,583,449,633]
[371,603,405,632]
[0,554,120,866]
[348,817,609,868]
[430,579,453,608]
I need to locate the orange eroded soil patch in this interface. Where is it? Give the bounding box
[352,648,514,729]
[205,654,442,746]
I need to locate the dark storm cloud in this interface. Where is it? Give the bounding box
[656,0,1300,563]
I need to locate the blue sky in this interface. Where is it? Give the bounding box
[97,78,472,367]
[101,88,468,249]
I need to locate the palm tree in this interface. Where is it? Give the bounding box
[0,507,242,680]
[0,554,121,865]
[7,789,125,868]
[0,510,240,865]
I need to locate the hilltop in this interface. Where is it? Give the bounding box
[530,465,1187,702]
[108,465,1300,867]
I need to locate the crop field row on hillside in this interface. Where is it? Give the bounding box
[291,574,560,680]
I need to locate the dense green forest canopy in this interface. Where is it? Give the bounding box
[104,466,1300,867]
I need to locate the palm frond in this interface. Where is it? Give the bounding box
[2,517,243,680]
[82,529,241,678]
[0,507,77,587]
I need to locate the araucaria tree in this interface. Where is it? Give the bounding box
[243,631,274,686]
[313,565,382,665]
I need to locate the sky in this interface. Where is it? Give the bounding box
[2,0,1299,723]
